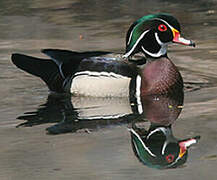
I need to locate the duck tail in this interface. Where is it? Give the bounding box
[11,53,65,92]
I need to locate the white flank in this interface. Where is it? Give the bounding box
[70,71,131,97]
[123,30,150,58]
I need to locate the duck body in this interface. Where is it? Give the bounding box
[12,50,183,97]
[73,56,183,97]
[12,51,139,97]
[11,13,194,97]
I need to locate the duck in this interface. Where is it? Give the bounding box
[11,13,195,97]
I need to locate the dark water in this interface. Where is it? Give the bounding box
[1,0,217,179]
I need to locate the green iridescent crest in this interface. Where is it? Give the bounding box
[126,14,156,50]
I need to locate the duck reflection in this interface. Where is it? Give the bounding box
[17,94,141,134]
[129,92,200,169]
[130,124,200,169]
[16,91,200,169]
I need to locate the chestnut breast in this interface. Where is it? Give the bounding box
[140,57,183,95]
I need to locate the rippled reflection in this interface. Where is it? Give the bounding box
[16,87,200,169]
[17,94,141,134]
[129,93,200,169]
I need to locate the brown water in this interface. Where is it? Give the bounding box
[1,0,217,179]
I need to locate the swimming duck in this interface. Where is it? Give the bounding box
[11,13,195,97]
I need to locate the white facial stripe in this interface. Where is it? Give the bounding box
[147,127,167,139]
[123,30,150,58]
[153,18,176,32]
[133,140,141,157]
[147,128,161,139]
[155,32,163,45]
[162,141,168,155]
[146,127,168,155]
[139,18,173,58]
[127,21,147,46]
[127,26,136,45]
[129,128,156,157]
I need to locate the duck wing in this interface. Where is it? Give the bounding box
[41,49,110,78]
[11,50,110,93]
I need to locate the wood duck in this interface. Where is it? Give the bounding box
[11,13,195,97]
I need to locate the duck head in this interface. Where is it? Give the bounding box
[130,125,200,169]
[123,13,195,58]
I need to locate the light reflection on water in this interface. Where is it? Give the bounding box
[0,0,217,179]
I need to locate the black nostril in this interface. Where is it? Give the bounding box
[190,40,196,47]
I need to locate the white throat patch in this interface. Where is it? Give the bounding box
[141,44,167,58]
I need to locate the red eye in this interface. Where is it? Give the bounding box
[158,24,167,32]
[166,154,174,163]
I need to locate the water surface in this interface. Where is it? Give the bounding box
[0,0,217,179]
